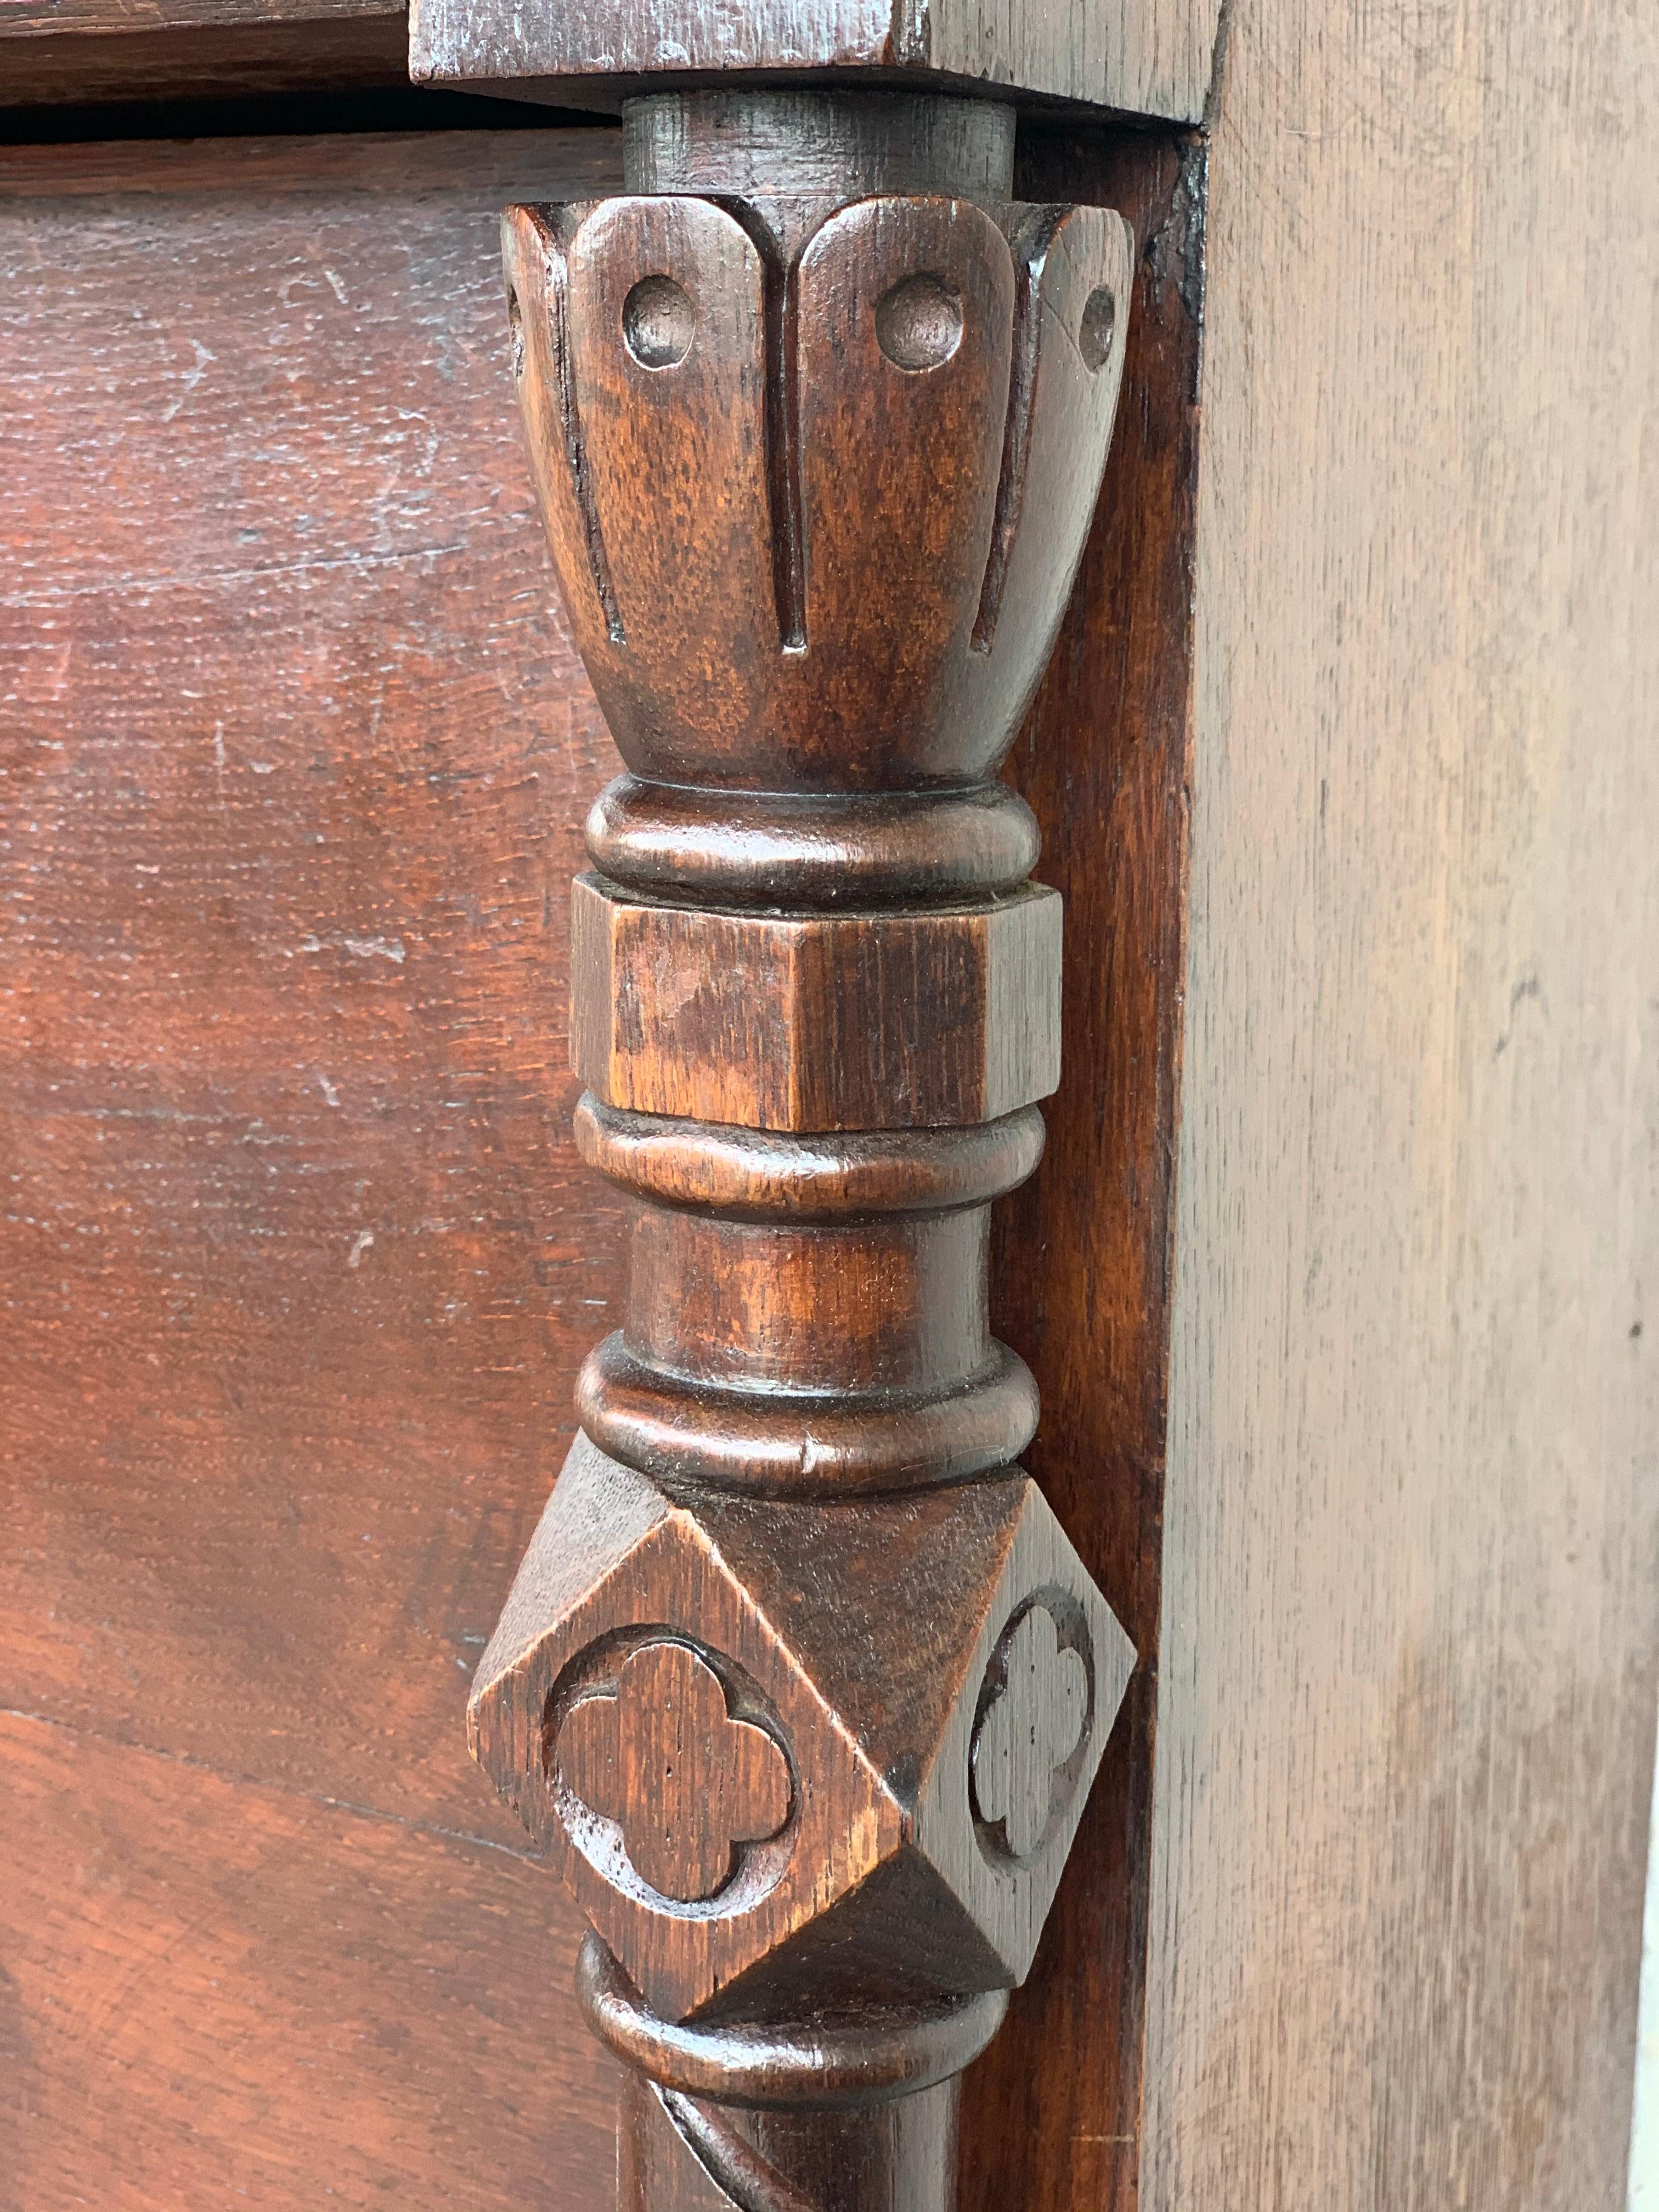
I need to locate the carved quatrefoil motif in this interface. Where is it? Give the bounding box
[557,1640,793,1903]
[970,1604,1090,1862]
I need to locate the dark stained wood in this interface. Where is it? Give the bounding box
[0,108,1201,2212]
[622,87,1015,205]
[0,124,619,196]
[584,775,1043,909]
[465,87,1167,2212]
[1,0,392,30]
[618,2043,964,2212]
[586,1932,1002,2212]
[965,126,1202,2212]
[0,129,627,2209]
[0,0,409,110]
[571,877,1062,1131]
[0,1711,615,2208]
[501,166,1130,789]
[560,1640,794,1903]
[575,1093,1048,1212]
[473,1444,1132,2021]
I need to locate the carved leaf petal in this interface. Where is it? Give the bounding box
[565,195,776,780]
[793,196,1016,784]
[969,204,1136,753]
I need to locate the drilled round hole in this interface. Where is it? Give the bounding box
[875,274,964,373]
[623,275,695,369]
[1079,285,1117,373]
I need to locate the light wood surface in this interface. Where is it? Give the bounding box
[1146,4,1659,2207]
[408,0,1223,125]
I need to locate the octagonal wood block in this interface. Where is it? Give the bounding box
[570,876,1062,1132]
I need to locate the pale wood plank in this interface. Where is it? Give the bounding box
[1146,4,1659,2206]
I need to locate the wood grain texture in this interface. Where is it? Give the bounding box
[470,1438,1132,2021]
[560,1640,794,1903]
[0,0,392,29]
[621,2070,961,2212]
[962,126,1200,2212]
[409,0,1224,127]
[591,1941,995,2212]
[1144,6,1659,2209]
[584,777,1043,909]
[0,0,409,109]
[623,88,1015,205]
[0,128,625,2210]
[503,183,1131,790]
[0,127,619,197]
[0,112,1200,2212]
[571,878,1062,1131]
[0,1711,613,2209]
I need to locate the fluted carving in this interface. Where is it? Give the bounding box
[503,188,1128,789]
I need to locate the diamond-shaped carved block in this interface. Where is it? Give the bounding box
[571,873,1062,1132]
[468,1433,1134,2020]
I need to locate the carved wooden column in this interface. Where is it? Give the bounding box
[467,88,1137,2210]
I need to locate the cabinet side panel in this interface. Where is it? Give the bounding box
[1148,7,1659,2208]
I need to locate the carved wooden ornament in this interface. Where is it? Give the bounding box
[556,1640,793,1903]
[466,88,1139,2212]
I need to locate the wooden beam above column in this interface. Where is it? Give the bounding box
[408,0,1224,123]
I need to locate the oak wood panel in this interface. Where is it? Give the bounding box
[963,128,1200,2212]
[0,126,616,194]
[0,129,626,2210]
[0,1711,614,2208]
[0,0,409,109]
[409,0,1223,128]
[1145,5,1659,2208]
[1,114,1199,2211]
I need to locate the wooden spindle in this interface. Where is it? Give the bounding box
[469,88,1138,2210]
